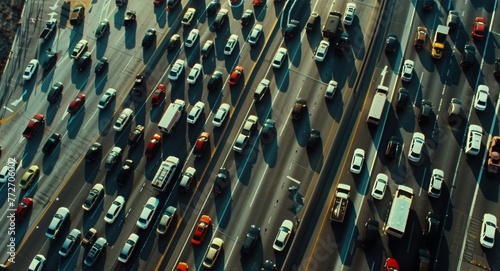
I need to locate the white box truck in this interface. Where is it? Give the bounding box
[158,99,185,134]
[366,85,389,126]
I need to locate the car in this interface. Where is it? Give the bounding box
[472,17,486,40]
[145,133,161,158]
[207,71,223,91]
[306,129,321,151]
[59,228,81,257]
[182,7,196,26]
[362,219,379,250]
[150,85,166,106]
[343,3,356,25]
[179,167,196,192]
[23,59,39,80]
[128,125,144,147]
[45,207,70,239]
[153,0,163,6]
[418,100,433,124]
[253,0,264,5]
[248,24,263,45]
[325,80,337,100]
[385,34,398,53]
[213,8,228,30]
[82,184,104,211]
[142,28,156,48]
[118,233,139,263]
[47,82,63,103]
[67,93,85,114]
[241,9,253,26]
[428,169,444,198]
[191,215,211,245]
[384,258,400,271]
[494,58,500,79]
[28,254,45,271]
[175,262,189,271]
[42,51,57,70]
[166,0,179,11]
[105,146,122,170]
[187,63,203,84]
[185,29,199,48]
[371,173,388,200]
[167,34,181,51]
[385,136,402,159]
[395,88,409,111]
[423,212,440,242]
[350,148,365,174]
[283,19,299,39]
[461,44,476,69]
[22,113,45,139]
[408,132,425,163]
[95,19,109,39]
[104,196,125,224]
[123,9,136,27]
[85,142,102,163]
[240,115,258,137]
[187,101,205,124]
[82,228,97,247]
[213,167,230,195]
[306,12,319,31]
[447,10,459,30]
[212,103,230,127]
[97,88,116,110]
[335,33,350,55]
[15,197,33,223]
[480,213,497,248]
[0,159,17,184]
[201,40,214,58]
[261,260,277,271]
[414,26,427,49]
[206,0,221,15]
[315,40,330,62]
[474,84,489,111]
[272,47,288,68]
[224,34,238,55]
[157,206,177,234]
[422,0,434,10]
[228,66,244,85]
[168,59,185,80]
[233,134,249,153]
[193,132,210,158]
[291,98,307,120]
[401,59,414,81]
[71,39,88,59]
[137,197,159,229]
[84,237,107,266]
[261,119,275,140]
[273,219,293,251]
[254,78,270,101]
[42,133,62,155]
[19,165,40,189]
[203,237,224,268]
[94,57,108,74]
[116,159,133,186]
[76,52,91,71]
[113,108,133,132]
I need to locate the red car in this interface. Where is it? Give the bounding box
[67,93,86,114]
[145,134,161,158]
[151,84,166,106]
[153,0,163,6]
[174,262,189,271]
[15,197,33,223]
[228,66,244,85]
[22,113,45,139]
[191,215,211,245]
[193,132,210,158]
[253,0,264,5]
[384,258,399,271]
[472,17,486,40]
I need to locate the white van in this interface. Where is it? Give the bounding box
[465,124,483,155]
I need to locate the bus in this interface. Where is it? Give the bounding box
[383,185,414,238]
[366,85,388,126]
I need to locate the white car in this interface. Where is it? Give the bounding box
[408,132,425,163]
[233,134,249,153]
[187,63,203,84]
[104,196,125,224]
[248,24,263,45]
[59,229,81,257]
[187,101,205,124]
[343,3,356,25]
[350,148,365,174]
[480,213,497,248]
[118,233,139,263]
[0,158,17,183]
[168,59,186,80]
[98,88,117,109]
[202,237,224,268]
[185,29,200,48]
[212,103,230,127]
[45,207,70,239]
[315,40,330,62]
[157,206,177,235]
[136,197,159,229]
[272,47,288,69]
[428,169,444,198]
[474,84,489,111]
[23,59,39,80]
[371,173,388,200]
[401,59,414,82]
[113,108,133,132]
[273,219,293,251]
[325,80,337,100]
[28,254,45,271]
[224,34,238,55]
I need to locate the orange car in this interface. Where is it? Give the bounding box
[191,215,211,245]
[174,262,188,271]
[228,66,244,85]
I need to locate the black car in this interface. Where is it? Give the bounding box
[362,219,379,250]
[417,247,431,271]
[42,133,62,155]
[201,40,214,58]
[423,212,440,242]
[128,125,144,147]
[47,82,63,103]
[422,0,434,10]
[42,51,57,70]
[335,32,350,55]
[494,58,500,79]
[261,260,277,271]
[307,129,320,151]
[418,100,433,125]
[116,159,133,186]
[291,98,307,120]
[240,225,260,258]
[94,57,108,75]
[142,28,156,48]
[77,52,91,71]
[260,119,275,141]
[167,34,180,51]
[305,12,319,32]
[207,71,223,91]
[241,9,254,26]
[385,136,402,159]
[385,34,398,53]
[460,45,475,69]
[95,19,109,39]
[206,0,221,16]
[85,142,102,163]
[396,88,409,111]
[283,20,299,39]
[213,9,228,30]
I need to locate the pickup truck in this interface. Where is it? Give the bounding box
[330,183,351,222]
[22,113,45,139]
[39,19,57,40]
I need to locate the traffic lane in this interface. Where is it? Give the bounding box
[471,198,500,270]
